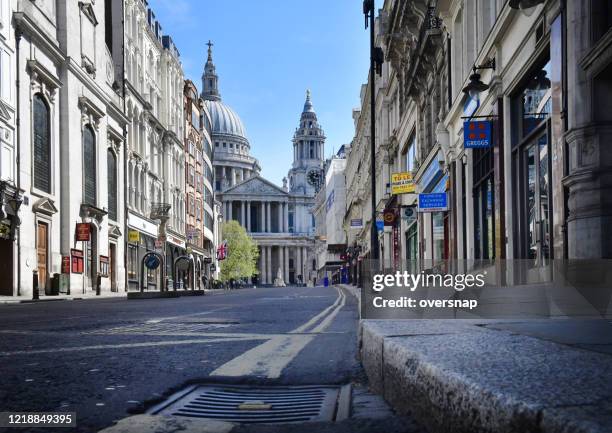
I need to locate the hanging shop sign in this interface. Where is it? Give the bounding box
[391,172,415,195]
[418,193,448,212]
[128,229,140,243]
[99,256,109,277]
[75,223,90,242]
[383,209,397,226]
[350,219,363,229]
[71,249,84,274]
[376,220,385,232]
[464,120,492,148]
[62,256,71,274]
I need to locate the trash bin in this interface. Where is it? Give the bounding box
[49,273,60,296]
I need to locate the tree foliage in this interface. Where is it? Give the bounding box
[219,220,259,282]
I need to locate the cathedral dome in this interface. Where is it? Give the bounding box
[204,99,247,139]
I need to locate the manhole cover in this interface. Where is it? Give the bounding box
[148,384,350,424]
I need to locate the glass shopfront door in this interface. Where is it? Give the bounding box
[523,133,551,264]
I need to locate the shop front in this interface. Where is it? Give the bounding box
[511,55,553,268]
[417,152,449,267]
[127,211,159,291]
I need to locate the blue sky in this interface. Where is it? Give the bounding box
[148,0,369,185]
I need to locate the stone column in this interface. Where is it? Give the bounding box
[266,246,272,285]
[266,202,271,233]
[228,200,233,221]
[260,202,265,232]
[284,246,290,283]
[246,201,251,232]
[277,247,283,283]
[241,201,245,226]
[277,202,282,233]
[284,203,288,232]
[296,246,302,284]
[302,246,308,283]
[260,246,266,285]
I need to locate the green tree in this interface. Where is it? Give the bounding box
[219,220,259,282]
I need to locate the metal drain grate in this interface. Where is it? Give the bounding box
[148,384,349,424]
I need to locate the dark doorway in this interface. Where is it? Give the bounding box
[0,238,13,295]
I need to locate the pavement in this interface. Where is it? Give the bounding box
[343,280,612,433]
[0,288,229,304]
[0,285,425,433]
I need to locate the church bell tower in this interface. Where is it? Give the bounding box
[288,90,325,196]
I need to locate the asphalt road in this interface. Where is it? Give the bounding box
[0,286,425,433]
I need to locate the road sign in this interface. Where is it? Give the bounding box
[391,172,415,194]
[376,220,384,232]
[350,219,363,229]
[418,193,448,212]
[144,254,161,270]
[464,120,492,148]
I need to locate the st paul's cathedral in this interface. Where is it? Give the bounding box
[201,44,325,285]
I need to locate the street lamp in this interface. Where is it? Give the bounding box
[363,0,383,261]
[462,59,496,100]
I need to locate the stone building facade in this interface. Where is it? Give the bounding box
[124,0,185,290]
[6,0,127,297]
[342,0,612,284]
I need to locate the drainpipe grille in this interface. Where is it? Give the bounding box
[149,384,346,424]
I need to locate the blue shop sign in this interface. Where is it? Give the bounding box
[464,120,492,148]
[418,193,448,212]
[431,174,449,194]
[420,157,445,193]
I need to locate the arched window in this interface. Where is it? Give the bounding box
[33,94,51,193]
[107,149,118,221]
[83,125,97,205]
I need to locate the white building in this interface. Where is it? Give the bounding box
[124,0,185,291]
[314,146,348,283]
[8,0,127,298]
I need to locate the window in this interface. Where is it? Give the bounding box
[33,94,51,193]
[403,134,416,172]
[107,149,118,221]
[83,126,97,205]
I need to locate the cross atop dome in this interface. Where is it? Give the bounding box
[206,40,214,61]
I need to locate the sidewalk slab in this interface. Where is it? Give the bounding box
[360,320,612,433]
[0,292,126,304]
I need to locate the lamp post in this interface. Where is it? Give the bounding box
[363,0,384,261]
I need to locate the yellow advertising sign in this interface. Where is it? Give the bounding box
[391,172,415,194]
[128,229,140,243]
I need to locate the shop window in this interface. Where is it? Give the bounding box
[592,0,612,43]
[128,244,138,281]
[512,55,553,262]
[515,60,552,140]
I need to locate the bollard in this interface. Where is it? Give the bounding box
[96,274,101,296]
[32,270,39,300]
